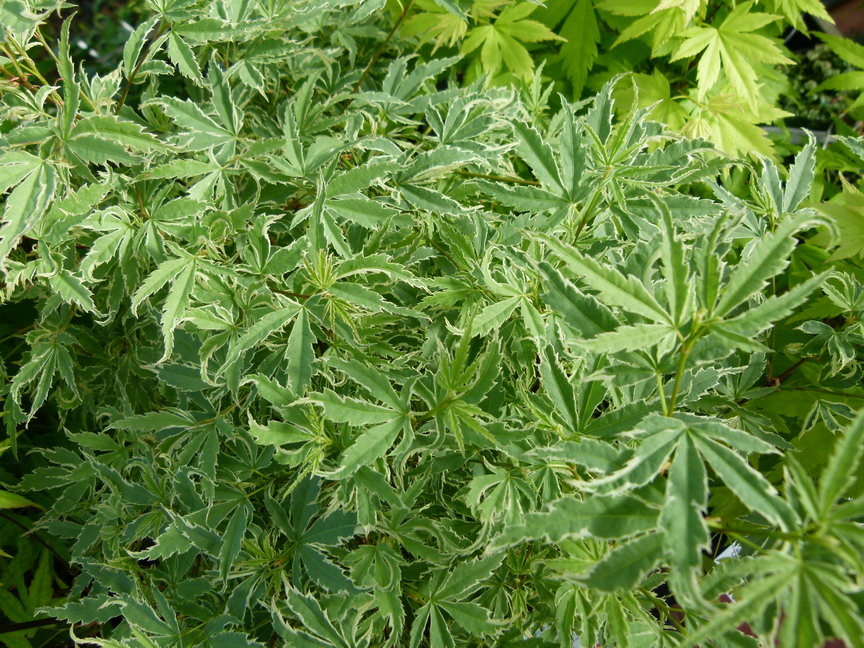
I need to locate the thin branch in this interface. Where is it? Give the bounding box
[116,21,166,115]
[353,0,415,93]
[0,512,72,571]
[0,618,60,634]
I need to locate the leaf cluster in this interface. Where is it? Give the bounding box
[1,2,864,648]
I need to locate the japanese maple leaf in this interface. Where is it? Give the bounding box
[671,1,792,108]
[460,3,563,81]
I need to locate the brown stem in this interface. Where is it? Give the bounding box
[0,512,72,571]
[352,0,415,93]
[116,21,166,115]
[0,618,60,634]
[766,357,809,387]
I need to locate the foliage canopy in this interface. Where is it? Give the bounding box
[1,1,864,647]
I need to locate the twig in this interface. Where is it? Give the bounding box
[353,0,415,93]
[0,512,72,571]
[116,21,166,115]
[0,618,60,634]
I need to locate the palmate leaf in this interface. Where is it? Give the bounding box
[490,494,659,550]
[713,213,819,318]
[535,233,671,324]
[0,159,55,265]
[460,3,563,80]
[578,532,665,592]
[671,2,792,107]
[660,434,709,600]
[536,0,599,95]
[131,255,200,362]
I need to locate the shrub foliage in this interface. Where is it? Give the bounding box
[1,2,864,647]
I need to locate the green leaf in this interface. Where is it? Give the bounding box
[583,323,674,353]
[157,97,234,149]
[167,32,204,85]
[436,553,504,601]
[315,390,398,425]
[579,532,665,591]
[285,309,315,395]
[681,563,796,648]
[660,435,709,594]
[714,214,817,317]
[537,234,671,324]
[222,303,301,370]
[438,601,498,635]
[539,261,618,338]
[471,296,521,338]
[513,122,562,191]
[336,418,402,476]
[714,272,825,343]
[48,271,96,312]
[159,258,197,362]
[694,435,797,529]
[783,133,816,213]
[124,16,159,77]
[652,193,689,324]
[72,116,166,152]
[0,161,55,264]
[219,504,248,582]
[327,356,403,411]
[490,495,659,550]
[0,488,41,509]
[112,411,194,431]
[284,588,350,648]
[818,409,864,514]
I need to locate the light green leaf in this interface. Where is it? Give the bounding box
[0,489,41,509]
